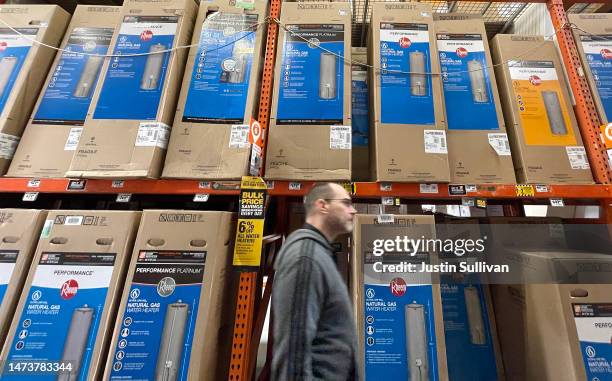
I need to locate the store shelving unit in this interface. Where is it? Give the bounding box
[0,0,611,380]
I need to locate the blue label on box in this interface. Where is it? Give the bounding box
[0,250,18,305]
[33,28,114,126]
[109,251,206,381]
[440,276,499,381]
[182,13,258,124]
[0,28,37,115]
[573,303,612,380]
[364,282,439,380]
[580,35,612,121]
[380,23,435,125]
[437,34,499,131]
[352,68,369,146]
[276,24,345,124]
[2,252,116,380]
[93,16,178,120]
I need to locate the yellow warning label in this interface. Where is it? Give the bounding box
[241,176,267,190]
[233,218,264,267]
[509,61,576,146]
[515,184,535,197]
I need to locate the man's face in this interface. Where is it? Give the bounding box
[324,184,357,235]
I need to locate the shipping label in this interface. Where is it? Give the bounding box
[579,35,612,121]
[0,28,37,115]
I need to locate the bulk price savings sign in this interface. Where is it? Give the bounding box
[233,176,267,268]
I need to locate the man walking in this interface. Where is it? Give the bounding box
[271,182,360,381]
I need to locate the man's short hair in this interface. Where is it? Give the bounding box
[303,183,337,216]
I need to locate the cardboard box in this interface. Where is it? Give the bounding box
[162,0,268,180]
[369,3,450,182]
[0,210,140,380]
[568,14,611,125]
[490,35,594,184]
[351,214,449,380]
[7,6,121,178]
[352,47,370,181]
[434,14,515,184]
[265,2,352,180]
[482,216,567,251]
[492,250,612,381]
[103,210,236,381]
[0,5,70,175]
[66,0,197,179]
[0,209,47,350]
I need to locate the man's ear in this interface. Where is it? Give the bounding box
[315,198,328,214]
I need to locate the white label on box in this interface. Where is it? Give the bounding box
[64,216,83,225]
[0,133,20,159]
[420,184,439,194]
[566,146,590,169]
[22,192,38,202]
[136,122,170,149]
[550,198,564,207]
[229,124,250,149]
[488,133,512,156]
[424,130,447,154]
[193,194,209,202]
[249,144,262,176]
[377,214,395,224]
[330,126,351,150]
[116,193,132,203]
[535,185,549,193]
[41,219,54,238]
[64,128,83,151]
[382,197,394,206]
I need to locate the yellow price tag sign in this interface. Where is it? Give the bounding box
[515,185,535,197]
[233,176,266,268]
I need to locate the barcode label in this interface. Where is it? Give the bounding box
[330,126,351,150]
[382,197,394,206]
[465,184,477,193]
[136,122,170,149]
[488,133,511,156]
[377,214,395,224]
[535,185,549,193]
[112,180,124,188]
[420,183,439,194]
[229,124,250,149]
[64,216,84,226]
[0,133,20,159]
[424,130,448,154]
[566,146,590,169]
[64,128,83,151]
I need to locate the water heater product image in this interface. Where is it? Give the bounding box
[0,57,18,99]
[464,286,486,345]
[141,44,166,90]
[467,60,488,103]
[405,303,429,381]
[155,302,189,381]
[541,91,568,135]
[319,52,337,100]
[58,306,95,381]
[409,51,427,97]
[74,56,104,98]
[226,40,250,84]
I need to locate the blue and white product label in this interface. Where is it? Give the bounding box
[580,35,612,121]
[93,16,178,120]
[380,23,435,125]
[182,12,258,124]
[33,27,114,126]
[3,252,116,380]
[0,250,18,305]
[276,24,345,125]
[437,34,499,131]
[573,303,612,380]
[109,250,206,380]
[352,68,369,146]
[0,28,37,115]
[440,277,499,381]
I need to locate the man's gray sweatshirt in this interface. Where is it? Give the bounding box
[271,228,360,381]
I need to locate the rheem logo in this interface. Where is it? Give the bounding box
[60,279,79,299]
[399,37,411,49]
[456,47,468,58]
[529,75,542,86]
[390,277,407,297]
[0,42,7,52]
[601,48,612,60]
[140,30,153,41]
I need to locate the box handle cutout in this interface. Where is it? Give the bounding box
[147,238,165,247]
[96,238,114,246]
[2,236,19,243]
[190,239,206,247]
[50,237,68,244]
[570,289,589,298]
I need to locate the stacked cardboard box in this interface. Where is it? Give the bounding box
[491,35,594,184]
[0,5,70,175]
[66,0,197,178]
[265,2,352,180]
[162,0,268,180]
[8,6,121,178]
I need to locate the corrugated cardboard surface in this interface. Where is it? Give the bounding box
[265,2,352,181]
[490,35,594,184]
[352,46,370,181]
[0,209,46,350]
[7,6,121,179]
[351,214,449,380]
[67,0,197,179]
[103,210,236,381]
[568,13,611,125]
[0,210,140,381]
[434,14,515,184]
[369,3,450,182]
[0,5,70,175]
[162,0,268,180]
